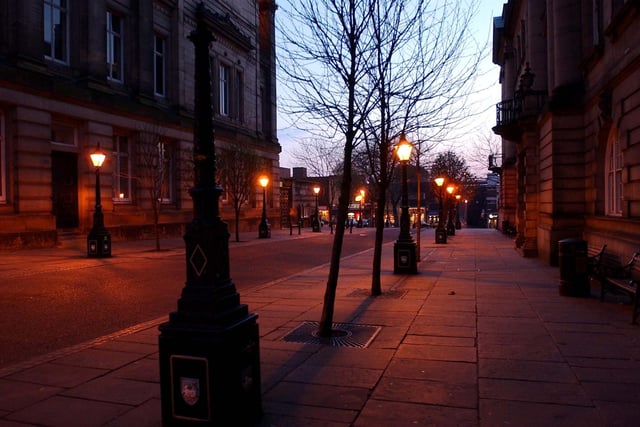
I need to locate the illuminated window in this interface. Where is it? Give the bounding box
[113,135,131,201]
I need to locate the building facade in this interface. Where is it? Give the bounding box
[492,0,640,264]
[0,0,280,248]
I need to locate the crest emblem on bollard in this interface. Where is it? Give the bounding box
[180,377,200,406]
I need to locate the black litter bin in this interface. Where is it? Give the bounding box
[558,238,590,297]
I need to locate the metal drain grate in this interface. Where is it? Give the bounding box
[346,288,407,298]
[281,321,381,348]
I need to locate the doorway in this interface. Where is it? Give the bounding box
[51,151,79,229]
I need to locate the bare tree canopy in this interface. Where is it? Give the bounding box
[217,145,262,242]
[277,0,485,333]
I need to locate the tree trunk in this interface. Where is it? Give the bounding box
[370,183,386,296]
[154,203,161,251]
[318,145,353,337]
[234,208,241,242]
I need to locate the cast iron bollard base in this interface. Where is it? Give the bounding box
[87,228,111,257]
[259,221,271,238]
[159,220,262,426]
[394,239,418,274]
[159,317,261,425]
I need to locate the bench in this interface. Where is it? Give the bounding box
[588,245,622,286]
[587,244,606,277]
[601,251,640,325]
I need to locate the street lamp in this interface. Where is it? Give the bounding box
[455,194,462,229]
[312,185,321,232]
[355,189,365,227]
[434,177,447,244]
[87,144,111,258]
[393,133,417,274]
[446,184,456,236]
[259,175,271,238]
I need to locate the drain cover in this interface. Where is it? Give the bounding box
[281,321,381,348]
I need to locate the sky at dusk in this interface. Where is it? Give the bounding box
[276,0,507,177]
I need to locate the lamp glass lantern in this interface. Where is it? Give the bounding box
[393,133,417,274]
[312,185,321,232]
[87,145,111,257]
[258,175,270,238]
[434,177,447,244]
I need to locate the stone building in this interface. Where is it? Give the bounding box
[492,0,640,264]
[0,0,279,248]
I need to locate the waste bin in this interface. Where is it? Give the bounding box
[558,238,590,297]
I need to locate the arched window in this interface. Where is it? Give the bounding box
[605,129,623,216]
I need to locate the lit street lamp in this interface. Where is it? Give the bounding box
[446,184,456,236]
[393,133,417,274]
[447,184,456,236]
[259,175,271,238]
[455,194,462,229]
[312,185,321,232]
[87,144,111,258]
[434,177,447,244]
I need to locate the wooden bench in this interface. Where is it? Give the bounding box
[601,252,640,325]
[587,244,606,277]
[588,245,622,286]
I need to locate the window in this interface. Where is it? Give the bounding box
[106,11,123,81]
[0,111,5,203]
[234,70,244,121]
[592,0,603,46]
[158,142,174,202]
[154,35,166,97]
[219,64,230,116]
[44,0,69,63]
[605,130,623,216]
[113,135,131,201]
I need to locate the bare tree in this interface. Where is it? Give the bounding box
[292,137,343,230]
[430,150,475,227]
[136,125,171,251]
[217,145,262,242]
[279,0,378,336]
[360,0,482,295]
[466,129,502,175]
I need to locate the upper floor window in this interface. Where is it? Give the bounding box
[106,11,123,82]
[44,0,69,63]
[216,63,244,121]
[0,111,5,203]
[219,64,230,116]
[113,135,131,201]
[154,35,166,97]
[605,129,623,216]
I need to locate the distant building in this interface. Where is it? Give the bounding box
[0,0,279,248]
[492,0,640,263]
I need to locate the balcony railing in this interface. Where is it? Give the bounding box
[495,90,547,128]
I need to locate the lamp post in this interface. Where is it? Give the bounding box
[393,133,417,274]
[87,145,111,258]
[259,175,271,238]
[446,184,456,236]
[455,194,462,229]
[158,5,261,425]
[312,185,321,232]
[434,177,447,244]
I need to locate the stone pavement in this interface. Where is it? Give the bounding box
[1,228,639,426]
